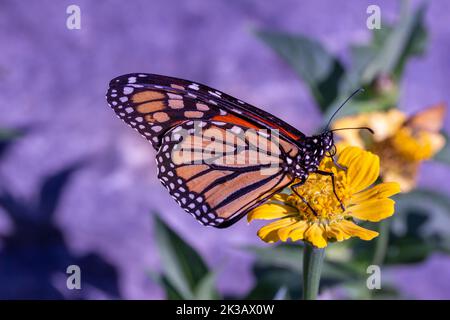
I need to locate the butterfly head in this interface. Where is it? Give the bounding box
[306,131,336,158]
[320,130,336,156]
[294,132,335,174]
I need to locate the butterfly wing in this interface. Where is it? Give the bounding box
[106,73,305,150]
[106,73,302,227]
[156,121,293,227]
[405,103,446,132]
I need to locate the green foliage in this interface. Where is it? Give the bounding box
[358,2,427,84]
[240,245,303,299]
[256,30,344,112]
[152,215,220,299]
[387,189,450,261]
[256,1,428,119]
[242,243,369,299]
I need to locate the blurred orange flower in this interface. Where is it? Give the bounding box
[333,104,446,192]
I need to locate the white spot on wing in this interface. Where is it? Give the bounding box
[188,83,200,90]
[124,87,133,94]
[168,93,182,100]
[152,126,162,132]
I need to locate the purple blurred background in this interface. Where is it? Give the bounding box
[0,0,449,299]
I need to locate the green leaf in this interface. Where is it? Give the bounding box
[246,265,302,300]
[392,3,427,77]
[193,271,220,300]
[327,2,427,120]
[149,271,185,300]
[360,2,427,83]
[382,189,450,263]
[244,243,363,292]
[153,215,209,299]
[395,189,450,221]
[256,30,344,111]
[273,286,290,300]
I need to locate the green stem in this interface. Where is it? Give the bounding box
[373,219,391,266]
[302,243,325,300]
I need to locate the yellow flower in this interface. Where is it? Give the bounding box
[333,104,446,192]
[248,146,400,248]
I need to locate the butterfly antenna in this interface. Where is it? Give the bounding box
[326,88,364,129]
[331,126,374,134]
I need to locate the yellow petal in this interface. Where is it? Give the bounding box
[347,198,395,222]
[257,218,296,242]
[334,220,379,240]
[271,193,290,202]
[326,223,352,242]
[277,221,306,241]
[347,150,380,193]
[337,146,363,168]
[350,182,401,204]
[259,231,282,243]
[304,223,328,248]
[247,203,296,222]
[288,221,309,241]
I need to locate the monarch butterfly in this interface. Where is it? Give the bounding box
[106,74,370,228]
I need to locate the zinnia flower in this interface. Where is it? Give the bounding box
[332,104,446,192]
[248,146,400,248]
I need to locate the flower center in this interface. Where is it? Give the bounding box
[289,158,351,223]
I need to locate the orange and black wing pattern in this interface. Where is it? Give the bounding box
[156,121,293,227]
[106,73,305,149]
[106,73,302,227]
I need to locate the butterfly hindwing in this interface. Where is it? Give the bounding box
[156,121,293,227]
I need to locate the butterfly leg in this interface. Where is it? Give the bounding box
[290,179,318,216]
[316,170,345,212]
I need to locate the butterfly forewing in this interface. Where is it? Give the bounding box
[106,73,305,149]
